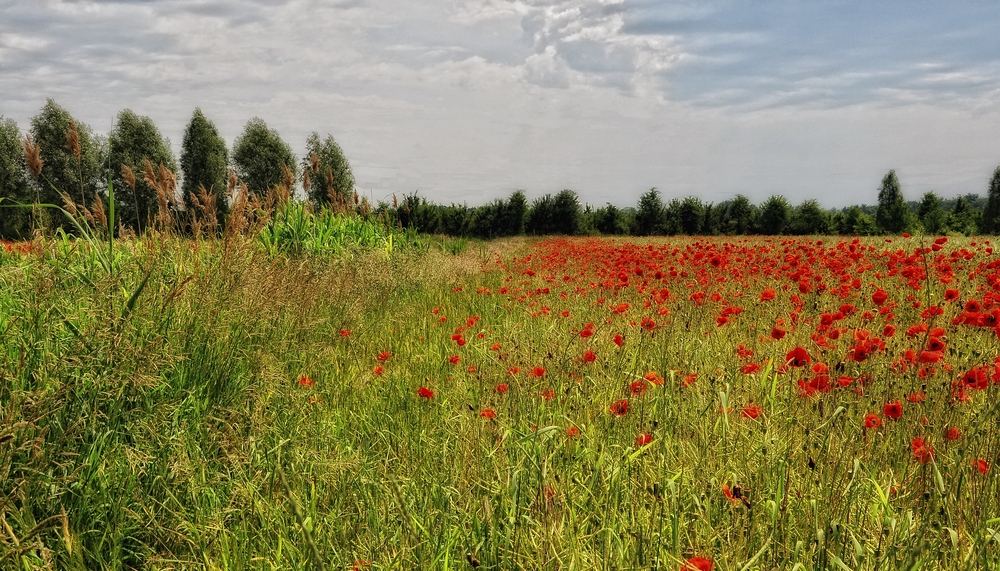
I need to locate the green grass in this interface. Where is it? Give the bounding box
[1,232,998,570]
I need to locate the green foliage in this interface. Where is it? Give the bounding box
[0,117,32,239]
[259,201,415,256]
[678,197,704,235]
[110,109,177,233]
[918,192,948,235]
[789,199,832,235]
[948,196,980,236]
[29,99,105,229]
[526,190,580,235]
[232,117,297,198]
[302,132,354,207]
[396,192,442,234]
[875,169,909,234]
[981,166,1000,234]
[180,108,229,220]
[724,194,756,235]
[757,195,791,235]
[633,188,665,236]
[470,191,528,238]
[590,203,631,235]
[835,206,879,235]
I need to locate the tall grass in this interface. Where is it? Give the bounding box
[1,233,998,570]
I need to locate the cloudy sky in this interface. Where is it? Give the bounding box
[2,0,1000,208]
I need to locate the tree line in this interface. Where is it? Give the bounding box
[3,99,1000,240]
[0,99,355,239]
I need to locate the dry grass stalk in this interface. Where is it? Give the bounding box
[91,195,108,230]
[23,136,43,179]
[224,181,249,241]
[121,164,137,191]
[66,120,81,161]
[310,152,320,174]
[302,170,311,194]
[227,170,238,200]
[60,192,79,219]
[197,183,219,237]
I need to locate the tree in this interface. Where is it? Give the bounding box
[678,197,704,235]
[757,195,791,235]
[981,166,1000,234]
[724,194,755,235]
[835,206,878,235]
[180,108,229,224]
[948,196,980,236]
[526,190,580,235]
[789,199,832,235]
[0,117,32,239]
[302,132,354,208]
[633,188,665,235]
[28,99,105,225]
[875,169,909,234]
[110,109,177,233]
[592,203,629,235]
[917,192,947,235]
[232,118,297,199]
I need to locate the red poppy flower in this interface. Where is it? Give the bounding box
[944,289,959,301]
[911,437,934,463]
[540,388,555,401]
[682,373,698,387]
[490,343,502,351]
[449,355,461,365]
[771,327,786,340]
[973,458,990,474]
[760,289,776,301]
[373,365,384,376]
[741,362,761,374]
[630,380,648,396]
[609,399,629,416]
[945,427,961,440]
[785,347,810,368]
[613,334,624,347]
[961,366,990,390]
[339,329,351,337]
[480,409,496,419]
[583,349,596,363]
[580,329,594,338]
[635,432,653,447]
[883,400,903,420]
[417,387,434,399]
[496,383,509,394]
[741,404,762,419]
[683,557,714,571]
[864,414,881,429]
[298,375,314,387]
[644,371,664,386]
[530,366,546,377]
[566,426,581,437]
[906,391,926,403]
[872,289,888,306]
[925,337,946,352]
[378,351,392,362]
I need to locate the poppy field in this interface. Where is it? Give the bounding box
[2,234,1000,569]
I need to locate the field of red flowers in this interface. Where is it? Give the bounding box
[298,235,998,570]
[2,234,998,569]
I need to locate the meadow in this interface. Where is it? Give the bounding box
[1,227,998,570]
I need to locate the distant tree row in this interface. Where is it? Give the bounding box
[0,99,354,238]
[4,99,1000,240]
[375,168,1000,239]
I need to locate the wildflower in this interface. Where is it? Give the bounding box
[530,366,545,377]
[480,409,496,419]
[566,426,581,437]
[449,355,461,365]
[760,289,776,301]
[417,387,434,399]
[771,327,786,340]
[864,414,882,429]
[583,349,596,363]
[683,557,714,571]
[635,433,653,447]
[741,362,761,375]
[490,343,501,351]
[945,427,961,440]
[496,383,509,394]
[944,289,959,302]
[339,329,351,337]
[644,371,664,386]
[373,365,384,376]
[682,373,698,387]
[741,404,762,419]
[613,334,624,347]
[785,347,810,368]
[540,388,555,401]
[378,351,392,362]
[911,437,934,463]
[609,399,629,416]
[298,376,314,387]
[872,289,888,306]
[883,400,903,420]
[973,458,990,474]
[630,380,648,396]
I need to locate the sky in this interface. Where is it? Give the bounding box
[2,0,1000,209]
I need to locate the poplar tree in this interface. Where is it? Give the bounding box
[875,169,908,234]
[180,108,229,221]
